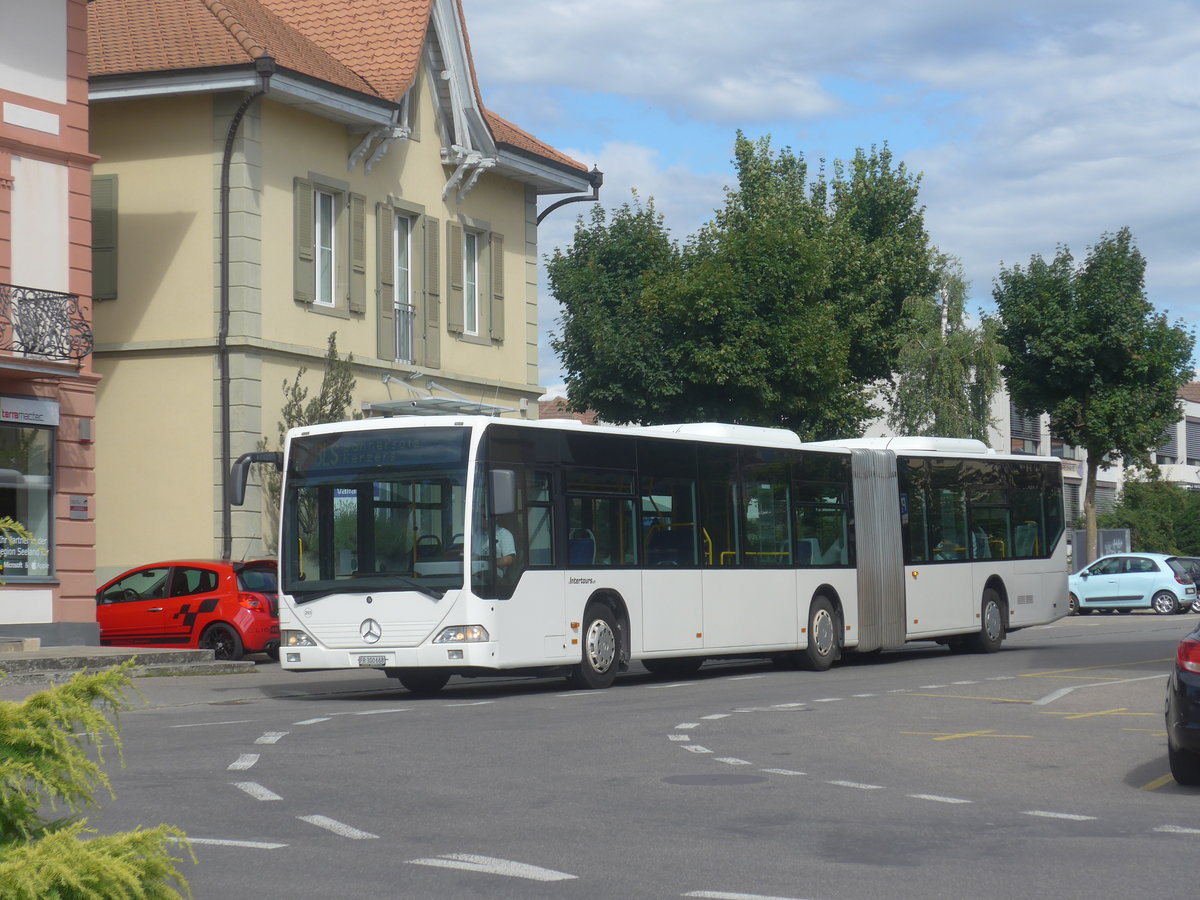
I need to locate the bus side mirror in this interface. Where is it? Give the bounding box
[229,451,283,506]
[491,469,516,516]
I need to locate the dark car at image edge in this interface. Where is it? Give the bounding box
[1166,621,1200,785]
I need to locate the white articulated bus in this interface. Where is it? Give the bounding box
[230,416,1068,694]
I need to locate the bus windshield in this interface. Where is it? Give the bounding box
[281,427,470,601]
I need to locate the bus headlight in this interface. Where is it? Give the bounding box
[433,625,489,644]
[282,630,317,647]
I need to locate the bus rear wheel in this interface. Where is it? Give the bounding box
[568,603,619,689]
[794,596,838,671]
[965,588,1005,653]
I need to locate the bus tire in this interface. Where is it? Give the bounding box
[568,603,619,689]
[390,669,450,696]
[797,596,839,671]
[965,588,1005,653]
[642,657,704,677]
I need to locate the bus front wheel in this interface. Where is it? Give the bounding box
[568,603,619,689]
[389,668,450,696]
[965,588,1005,653]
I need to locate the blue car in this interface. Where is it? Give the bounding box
[1068,552,1196,615]
[1166,620,1200,785]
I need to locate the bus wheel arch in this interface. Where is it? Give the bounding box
[786,590,841,672]
[567,591,627,690]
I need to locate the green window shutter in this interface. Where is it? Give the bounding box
[349,192,366,313]
[376,202,395,360]
[293,177,315,304]
[91,175,118,300]
[423,215,441,369]
[489,232,505,342]
[446,221,465,334]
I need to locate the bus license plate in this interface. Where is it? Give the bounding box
[358,655,387,667]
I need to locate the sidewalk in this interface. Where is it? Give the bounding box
[0,640,257,686]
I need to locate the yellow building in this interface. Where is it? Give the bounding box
[87,0,595,581]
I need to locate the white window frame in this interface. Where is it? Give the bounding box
[394,213,415,363]
[314,189,337,307]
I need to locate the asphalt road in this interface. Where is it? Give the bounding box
[44,613,1200,899]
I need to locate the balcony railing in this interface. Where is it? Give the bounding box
[0,283,93,362]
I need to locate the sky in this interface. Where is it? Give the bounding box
[460,0,1200,399]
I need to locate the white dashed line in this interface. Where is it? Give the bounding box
[647,682,692,690]
[227,753,259,771]
[683,745,713,754]
[909,793,972,804]
[169,720,252,728]
[728,675,768,681]
[297,815,379,839]
[952,681,980,685]
[1022,810,1097,821]
[760,768,806,776]
[669,734,691,742]
[445,701,494,707]
[408,853,576,882]
[255,732,288,744]
[293,717,331,725]
[715,757,752,766]
[828,780,884,790]
[683,890,809,899]
[676,722,700,729]
[770,703,806,709]
[186,837,287,850]
[701,713,731,720]
[812,698,841,703]
[232,782,282,801]
[1154,825,1200,835]
[852,693,877,698]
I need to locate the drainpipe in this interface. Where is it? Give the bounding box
[220,54,275,559]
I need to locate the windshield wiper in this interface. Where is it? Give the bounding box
[286,576,448,603]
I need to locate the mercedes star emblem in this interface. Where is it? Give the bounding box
[360,618,382,644]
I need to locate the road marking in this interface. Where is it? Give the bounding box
[683,891,811,900]
[255,731,288,744]
[1155,824,1200,834]
[728,675,768,681]
[683,745,713,754]
[1039,707,1156,721]
[227,753,259,771]
[186,837,287,850]
[904,693,1031,703]
[828,780,883,790]
[1026,659,1173,678]
[297,815,379,839]
[676,722,700,729]
[760,768,806,775]
[669,734,691,742]
[715,757,752,766]
[852,693,877,698]
[770,703,806,709]
[1140,774,1176,791]
[1022,810,1097,821]
[909,793,972,804]
[902,729,1031,742]
[354,707,410,715]
[445,701,494,707]
[232,781,281,801]
[408,853,576,881]
[702,713,731,720]
[1033,674,1168,706]
[169,720,252,728]
[647,682,691,689]
[951,681,980,685]
[293,717,331,725]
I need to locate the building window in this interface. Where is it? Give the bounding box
[0,424,53,578]
[1050,437,1078,460]
[1156,422,1180,465]
[314,189,337,307]
[1094,482,1117,516]
[1063,481,1081,525]
[463,230,479,335]
[1009,404,1041,455]
[1186,419,1200,466]
[394,214,415,362]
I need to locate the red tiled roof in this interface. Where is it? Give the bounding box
[1179,382,1200,403]
[539,399,599,425]
[88,0,586,173]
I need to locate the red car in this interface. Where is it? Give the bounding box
[96,559,279,660]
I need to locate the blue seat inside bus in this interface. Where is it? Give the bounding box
[568,529,595,565]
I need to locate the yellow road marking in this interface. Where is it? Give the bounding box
[902,729,1033,741]
[903,693,1032,703]
[1022,659,1173,678]
[1122,728,1168,736]
[1039,708,1156,720]
[1140,773,1175,791]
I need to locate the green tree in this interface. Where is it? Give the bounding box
[548,134,939,438]
[0,662,191,899]
[1098,477,1200,556]
[887,255,1005,440]
[258,332,358,551]
[993,227,1195,564]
